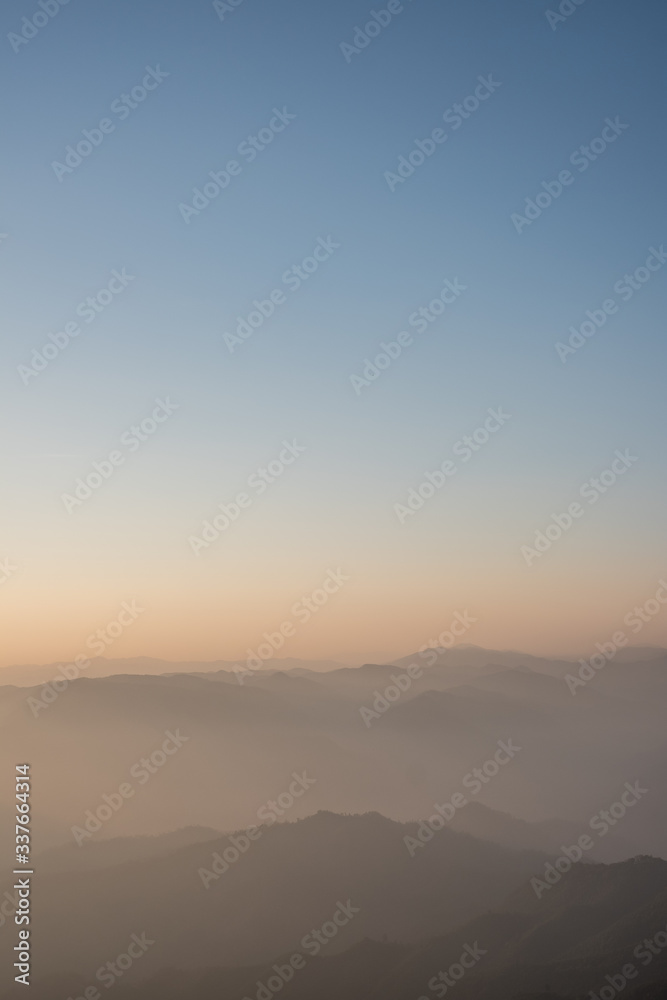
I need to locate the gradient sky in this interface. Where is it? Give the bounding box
[1,0,666,667]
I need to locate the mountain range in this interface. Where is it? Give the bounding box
[1,645,665,999]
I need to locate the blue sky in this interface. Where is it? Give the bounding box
[1,0,666,665]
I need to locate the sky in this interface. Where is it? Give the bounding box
[1,0,666,668]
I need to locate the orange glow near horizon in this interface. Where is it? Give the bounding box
[3,555,667,668]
